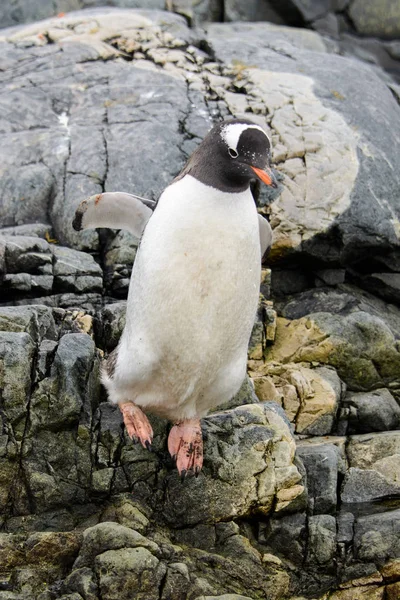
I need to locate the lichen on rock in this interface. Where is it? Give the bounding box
[0,5,400,600]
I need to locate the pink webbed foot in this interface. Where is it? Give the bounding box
[119,402,153,450]
[168,418,203,478]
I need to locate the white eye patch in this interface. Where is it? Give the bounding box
[220,123,270,152]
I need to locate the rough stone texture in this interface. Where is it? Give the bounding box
[354,510,400,565]
[0,7,400,600]
[349,0,400,39]
[206,22,400,301]
[341,432,400,503]
[250,362,342,435]
[1,10,400,302]
[0,8,203,259]
[297,440,344,514]
[307,514,337,565]
[266,311,400,392]
[341,388,400,434]
[0,234,103,302]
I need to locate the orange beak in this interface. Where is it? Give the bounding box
[251,166,278,188]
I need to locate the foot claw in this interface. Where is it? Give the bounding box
[145,440,152,452]
[168,419,203,477]
[119,402,153,450]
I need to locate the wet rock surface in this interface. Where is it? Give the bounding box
[0,6,399,600]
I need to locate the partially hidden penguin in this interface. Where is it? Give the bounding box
[73,118,278,478]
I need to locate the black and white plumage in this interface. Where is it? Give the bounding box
[73,118,277,476]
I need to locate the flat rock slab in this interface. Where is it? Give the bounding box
[0,9,208,256]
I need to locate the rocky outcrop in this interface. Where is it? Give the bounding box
[0,7,400,600]
[2,9,400,303]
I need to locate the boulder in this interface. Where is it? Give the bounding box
[266,311,400,392]
[250,362,342,435]
[341,432,400,503]
[150,402,305,526]
[0,235,103,301]
[297,439,345,514]
[342,389,400,434]
[0,9,203,257]
[307,514,337,565]
[349,0,400,38]
[0,7,400,600]
[206,22,400,301]
[354,509,400,565]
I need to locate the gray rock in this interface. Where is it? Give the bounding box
[337,511,354,544]
[349,0,400,38]
[311,13,340,39]
[282,0,332,22]
[341,431,400,503]
[339,34,400,86]
[344,388,400,433]
[53,245,103,294]
[206,22,400,300]
[199,596,254,600]
[215,375,259,411]
[0,164,54,228]
[307,514,336,565]
[0,305,57,342]
[29,333,97,431]
[0,9,198,253]
[0,1,167,29]
[99,497,149,534]
[275,284,400,340]
[0,331,35,430]
[0,235,53,298]
[161,402,304,526]
[0,223,51,238]
[21,333,100,512]
[159,562,191,600]
[224,0,285,23]
[104,231,138,297]
[310,311,400,391]
[74,522,159,569]
[0,235,103,299]
[261,512,307,565]
[63,567,98,600]
[99,301,126,350]
[342,466,399,504]
[95,546,166,600]
[354,509,400,564]
[296,442,343,515]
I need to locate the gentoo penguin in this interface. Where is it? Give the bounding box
[73,118,277,477]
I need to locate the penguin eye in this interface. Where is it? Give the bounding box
[228,148,238,158]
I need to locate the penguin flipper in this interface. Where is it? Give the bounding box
[258,214,273,259]
[72,192,155,238]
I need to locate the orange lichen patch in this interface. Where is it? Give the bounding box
[38,33,45,40]
[331,89,345,100]
[57,12,66,17]
[94,194,102,205]
[45,231,58,244]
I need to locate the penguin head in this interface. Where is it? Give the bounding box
[218,119,277,188]
[180,118,278,193]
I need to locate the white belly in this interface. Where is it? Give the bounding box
[108,175,261,420]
